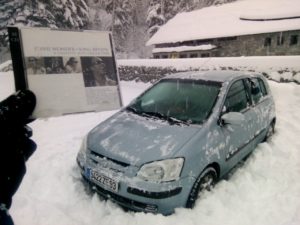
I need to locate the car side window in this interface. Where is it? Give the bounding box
[249,78,267,104]
[224,80,250,113]
[258,78,268,96]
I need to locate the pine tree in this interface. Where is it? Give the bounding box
[146,0,165,37]
[0,0,25,46]
[0,0,89,47]
[104,0,135,52]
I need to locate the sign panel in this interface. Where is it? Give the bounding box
[8,27,122,118]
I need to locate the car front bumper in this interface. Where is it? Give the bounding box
[77,155,195,215]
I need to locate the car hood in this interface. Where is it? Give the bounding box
[87,110,200,166]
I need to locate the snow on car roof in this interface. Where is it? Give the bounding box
[147,0,300,45]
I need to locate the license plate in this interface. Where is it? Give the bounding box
[88,169,118,193]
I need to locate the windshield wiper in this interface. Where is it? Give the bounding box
[141,111,164,119]
[142,111,191,126]
[167,116,191,126]
[127,108,191,126]
[126,106,140,114]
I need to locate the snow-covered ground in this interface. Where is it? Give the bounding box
[0,70,299,225]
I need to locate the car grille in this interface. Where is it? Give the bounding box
[90,150,130,168]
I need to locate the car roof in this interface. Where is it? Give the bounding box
[164,70,256,83]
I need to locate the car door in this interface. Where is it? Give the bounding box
[220,78,258,169]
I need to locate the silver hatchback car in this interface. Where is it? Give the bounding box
[77,71,276,215]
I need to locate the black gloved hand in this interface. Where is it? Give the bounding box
[0,89,36,127]
[0,90,37,214]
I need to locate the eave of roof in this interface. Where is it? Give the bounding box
[152,44,217,53]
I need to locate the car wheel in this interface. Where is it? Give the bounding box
[263,120,275,142]
[186,167,217,209]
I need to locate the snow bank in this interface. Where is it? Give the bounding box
[118,56,300,71]
[2,55,300,85]
[118,56,300,84]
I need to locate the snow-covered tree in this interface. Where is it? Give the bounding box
[104,0,135,52]
[0,0,89,47]
[191,0,236,10]
[146,0,165,37]
[88,0,136,53]
[0,0,25,46]
[146,0,195,37]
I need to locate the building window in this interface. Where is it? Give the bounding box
[154,55,160,59]
[179,54,187,58]
[196,39,212,45]
[190,53,198,58]
[162,55,168,59]
[218,36,237,41]
[277,35,284,46]
[183,41,194,46]
[201,53,210,58]
[264,37,272,47]
[170,52,179,58]
[290,35,298,45]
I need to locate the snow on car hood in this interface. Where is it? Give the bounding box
[87,110,200,166]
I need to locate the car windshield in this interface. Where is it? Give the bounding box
[127,79,221,124]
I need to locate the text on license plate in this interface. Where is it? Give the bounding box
[90,170,118,192]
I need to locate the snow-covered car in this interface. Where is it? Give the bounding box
[76,71,276,215]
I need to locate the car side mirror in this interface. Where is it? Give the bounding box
[221,112,245,125]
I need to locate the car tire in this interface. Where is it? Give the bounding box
[263,120,275,142]
[186,167,217,209]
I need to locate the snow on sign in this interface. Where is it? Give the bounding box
[8,26,122,118]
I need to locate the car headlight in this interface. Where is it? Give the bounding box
[79,135,88,153]
[77,135,88,169]
[137,158,184,183]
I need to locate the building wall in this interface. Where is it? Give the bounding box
[153,30,300,58]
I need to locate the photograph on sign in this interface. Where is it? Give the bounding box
[16,27,122,118]
[81,57,117,87]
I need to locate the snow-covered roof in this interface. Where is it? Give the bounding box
[152,44,216,53]
[147,0,300,46]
